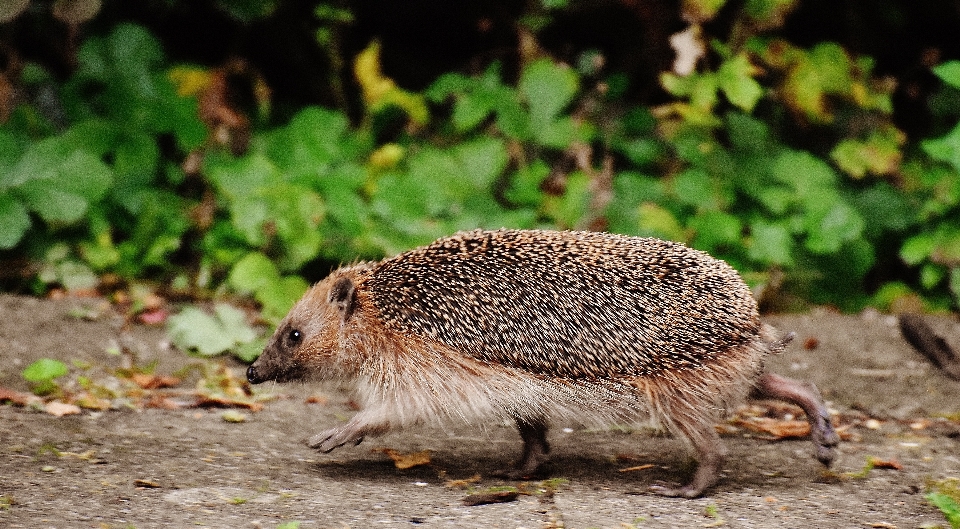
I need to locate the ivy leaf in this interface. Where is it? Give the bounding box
[167,304,257,357]
[718,54,764,111]
[804,199,864,254]
[772,149,838,204]
[673,168,717,209]
[519,59,578,131]
[635,202,686,242]
[0,195,30,249]
[22,358,69,383]
[922,122,960,173]
[691,210,742,250]
[228,252,281,295]
[748,220,793,266]
[933,61,960,90]
[257,275,309,323]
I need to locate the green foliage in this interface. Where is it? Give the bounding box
[3,11,960,324]
[167,304,259,360]
[22,358,69,396]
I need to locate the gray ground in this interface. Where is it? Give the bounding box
[1,293,960,529]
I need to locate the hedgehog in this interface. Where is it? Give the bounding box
[247,228,839,497]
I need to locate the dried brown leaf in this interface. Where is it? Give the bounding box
[45,401,82,417]
[462,490,519,506]
[733,417,811,439]
[373,448,431,470]
[0,386,39,406]
[131,373,181,390]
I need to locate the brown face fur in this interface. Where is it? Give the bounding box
[247,268,364,384]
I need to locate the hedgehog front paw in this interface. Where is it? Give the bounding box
[307,428,364,453]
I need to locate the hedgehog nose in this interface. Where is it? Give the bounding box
[247,365,262,384]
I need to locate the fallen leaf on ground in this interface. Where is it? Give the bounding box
[143,394,186,409]
[73,393,112,410]
[131,373,181,389]
[733,417,811,439]
[445,474,482,489]
[461,490,519,506]
[59,450,96,460]
[134,479,161,488]
[0,386,39,406]
[618,464,655,473]
[137,308,169,325]
[193,395,264,412]
[45,401,81,416]
[373,448,431,469]
[221,410,246,423]
[868,457,903,470]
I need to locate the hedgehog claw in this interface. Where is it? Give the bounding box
[649,481,703,498]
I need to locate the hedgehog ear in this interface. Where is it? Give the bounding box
[328,277,357,321]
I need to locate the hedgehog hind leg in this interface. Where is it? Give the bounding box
[492,417,551,480]
[649,410,727,498]
[753,372,839,465]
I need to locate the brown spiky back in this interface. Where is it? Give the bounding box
[366,229,760,379]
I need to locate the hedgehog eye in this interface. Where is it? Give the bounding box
[287,329,303,346]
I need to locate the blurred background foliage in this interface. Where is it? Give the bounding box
[2,0,960,319]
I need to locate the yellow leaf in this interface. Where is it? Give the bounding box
[168,66,213,98]
[354,41,396,106]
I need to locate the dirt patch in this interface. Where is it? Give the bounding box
[2,294,960,528]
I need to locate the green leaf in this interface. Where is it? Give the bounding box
[772,150,838,198]
[922,122,960,173]
[933,61,960,90]
[691,211,742,250]
[619,138,663,166]
[725,112,771,153]
[920,263,946,289]
[672,168,717,209]
[900,234,935,266]
[926,491,960,529]
[519,59,579,130]
[635,202,686,242]
[542,171,591,229]
[534,116,580,149]
[452,93,495,132]
[256,275,309,322]
[718,54,764,111]
[505,160,550,207]
[803,199,864,254]
[167,304,257,357]
[454,137,509,190]
[22,358,69,383]
[229,252,281,295]
[748,220,793,265]
[0,195,31,249]
[13,148,113,224]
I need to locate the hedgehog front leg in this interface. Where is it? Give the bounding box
[753,372,840,465]
[308,413,389,453]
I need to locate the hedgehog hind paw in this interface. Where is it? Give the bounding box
[648,481,705,499]
[812,416,841,467]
